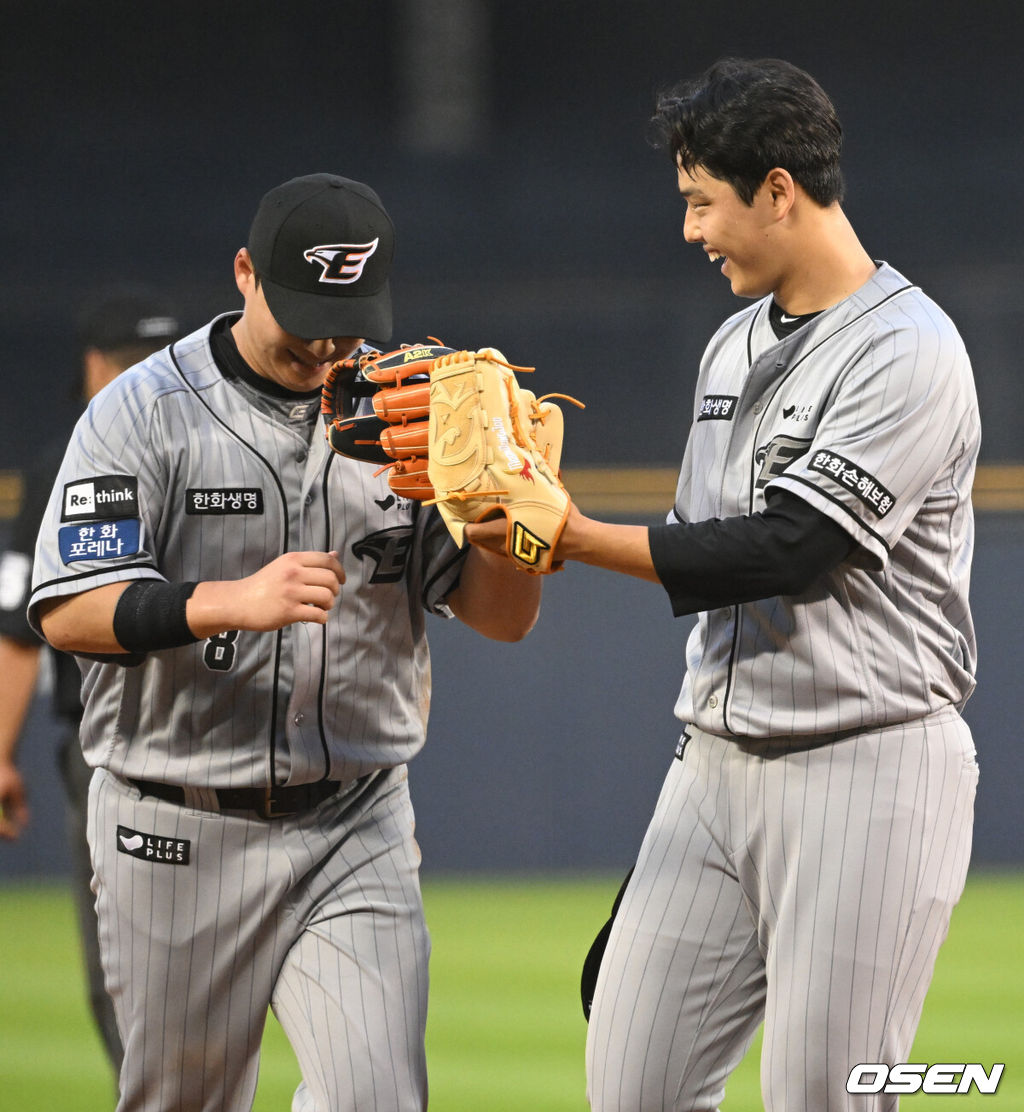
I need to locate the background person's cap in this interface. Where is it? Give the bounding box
[76,286,181,352]
[247,173,394,342]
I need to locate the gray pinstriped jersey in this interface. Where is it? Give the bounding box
[672,262,979,737]
[28,314,465,787]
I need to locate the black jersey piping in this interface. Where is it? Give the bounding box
[168,340,292,789]
[313,451,336,780]
[721,606,741,736]
[30,561,159,598]
[722,282,915,735]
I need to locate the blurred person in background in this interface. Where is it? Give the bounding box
[0,286,181,1078]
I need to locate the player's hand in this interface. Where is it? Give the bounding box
[238,550,346,629]
[0,759,29,840]
[188,551,346,636]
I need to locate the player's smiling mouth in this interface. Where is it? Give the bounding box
[707,250,726,263]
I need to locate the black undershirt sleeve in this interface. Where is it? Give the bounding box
[647,489,858,617]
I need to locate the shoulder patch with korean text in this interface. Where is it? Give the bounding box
[59,519,140,564]
[809,450,896,517]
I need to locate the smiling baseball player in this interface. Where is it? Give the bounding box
[28,173,541,1112]
[467,58,981,1112]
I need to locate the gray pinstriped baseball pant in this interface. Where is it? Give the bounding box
[88,764,429,1112]
[585,708,978,1112]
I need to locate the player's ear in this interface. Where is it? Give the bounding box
[234,248,256,297]
[763,168,796,219]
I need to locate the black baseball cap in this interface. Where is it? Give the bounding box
[76,286,181,352]
[247,173,394,342]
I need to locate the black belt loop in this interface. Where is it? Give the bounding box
[128,777,342,819]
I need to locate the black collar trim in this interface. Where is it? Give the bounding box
[209,314,322,402]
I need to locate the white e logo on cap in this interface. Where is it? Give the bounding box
[303,240,379,285]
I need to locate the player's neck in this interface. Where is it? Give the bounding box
[773,207,876,316]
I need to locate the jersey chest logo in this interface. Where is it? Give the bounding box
[186,488,265,515]
[782,402,815,422]
[754,435,812,488]
[697,394,738,421]
[352,525,414,583]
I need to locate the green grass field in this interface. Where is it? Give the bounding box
[0,870,1020,1110]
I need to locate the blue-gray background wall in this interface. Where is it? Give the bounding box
[2,0,1021,878]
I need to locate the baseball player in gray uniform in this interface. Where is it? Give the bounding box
[468,58,980,1111]
[29,173,541,1112]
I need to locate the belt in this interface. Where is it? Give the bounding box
[128,777,343,819]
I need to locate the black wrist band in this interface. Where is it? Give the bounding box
[112,580,200,654]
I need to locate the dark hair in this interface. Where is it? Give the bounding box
[650,58,845,206]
